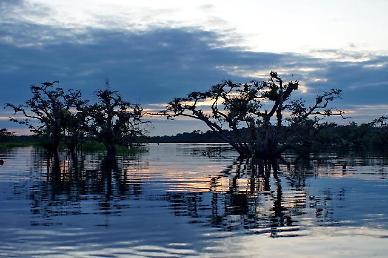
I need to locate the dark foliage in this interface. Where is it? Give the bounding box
[6,81,146,165]
[164,72,344,159]
[6,81,84,166]
[144,119,388,152]
[0,128,14,139]
[86,88,146,162]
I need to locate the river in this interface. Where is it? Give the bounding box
[0,144,387,257]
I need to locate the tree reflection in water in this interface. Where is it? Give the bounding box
[28,150,147,225]
[165,159,305,237]
[23,145,388,236]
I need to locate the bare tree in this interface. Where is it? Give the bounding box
[164,72,344,160]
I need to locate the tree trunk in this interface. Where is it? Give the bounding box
[104,143,117,164]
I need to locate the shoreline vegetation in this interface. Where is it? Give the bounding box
[1,122,388,153]
[145,123,388,151]
[1,72,387,165]
[0,136,147,154]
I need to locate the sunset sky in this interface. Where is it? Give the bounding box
[1,0,388,135]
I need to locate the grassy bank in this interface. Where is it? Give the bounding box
[0,136,43,149]
[0,137,147,155]
[81,140,147,154]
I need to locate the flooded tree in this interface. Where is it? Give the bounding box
[165,72,344,160]
[62,90,89,162]
[87,88,145,162]
[6,80,147,168]
[6,81,83,166]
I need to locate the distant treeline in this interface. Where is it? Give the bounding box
[0,134,144,154]
[312,123,388,150]
[2,72,388,162]
[2,122,388,152]
[144,123,388,151]
[144,130,224,143]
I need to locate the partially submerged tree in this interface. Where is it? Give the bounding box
[6,81,88,166]
[7,82,66,152]
[6,80,147,166]
[165,72,344,160]
[87,89,145,162]
[282,88,345,154]
[62,89,89,161]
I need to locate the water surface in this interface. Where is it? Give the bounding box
[0,144,387,257]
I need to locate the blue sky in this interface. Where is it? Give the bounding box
[1,0,388,135]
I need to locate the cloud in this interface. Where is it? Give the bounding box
[0,0,24,10]
[1,21,388,134]
[1,26,388,105]
[0,27,286,104]
[3,0,388,53]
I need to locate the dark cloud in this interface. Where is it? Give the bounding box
[306,56,388,104]
[0,0,24,9]
[1,24,388,134]
[0,27,288,104]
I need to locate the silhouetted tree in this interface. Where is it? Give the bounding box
[0,128,13,137]
[6,82,62,152]
[165,72,344,160]
[62,90,89,161]
[368,116,388,148]
[0,128,14,141]
[6,81,84,166]
[87,88,145,162]
[282,88,344,154]
[369,116,388,128]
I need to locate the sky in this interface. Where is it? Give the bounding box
[1,0,388,135]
